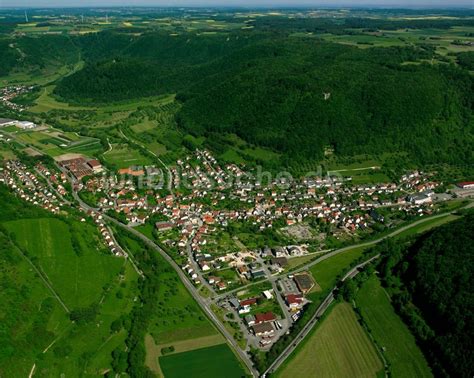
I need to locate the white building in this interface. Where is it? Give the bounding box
[16,121,36,129]
[0,118,16,127]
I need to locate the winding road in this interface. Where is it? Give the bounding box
[65,168,471,378]
[69,184,259,377]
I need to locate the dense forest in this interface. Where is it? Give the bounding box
[1,16,472,168]
[51,29,474,167]
[378,213,474,378]
[457,51,474,70]
[176,40,473,166]
[0,34,79,76]
[251,15,474,33]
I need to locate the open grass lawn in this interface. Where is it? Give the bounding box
[148,269,217,344]
[103,143,153,168]
[356,276,432,378]
[0,230,70,377]
[243,146,280,162]
[309,246,367,296]
[349,171,391,184]
[159,343,247,378]
[30,85,176,114]
[278,302,383,378]
[30,85,91,113]
[130,117,158,133]
[3,218,124,308]
[0,143,16,159]
[0,216,139,377]
[146,333,225,375]
[220,148,245,164]
[394,214,459,239]
[321,33,408,48]
[287,254,318,270]
[35,261,139,377]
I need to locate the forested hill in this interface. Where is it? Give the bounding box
[176,40,473,166]
[0,34,79,76]
[53,31,473,167]
[379,213,474,377]
[53,31,473,166]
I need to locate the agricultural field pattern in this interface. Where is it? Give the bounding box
[0,4,473,378]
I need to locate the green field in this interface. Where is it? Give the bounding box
[277,302,383,377]
[159,343,247,378]
[115,233,217,345]
[3,218,124,308]
[11,127,102,158]
[0,142,16,159]
[308,246,368,297]
[0,229,69,377]
[356,276,432,378]
[393,214,459,239]
[103,143,153,168]
[29,85,176,114]
[0,213,139,376]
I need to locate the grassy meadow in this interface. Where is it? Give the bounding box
[356,276,432,378]
[277,302,383,378]
[308,246,368,299]
[118,235,217,345]
[159,343,247,378]
[0,229,70,377]
[103,143,153,168]
[0,215,139,376]
[3,218,123,308]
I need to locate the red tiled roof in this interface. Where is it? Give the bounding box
[255,312,276,324]
[286,294,303,305]
[240,298,257,307]
[88,159,101,168]
[458,181,474,187]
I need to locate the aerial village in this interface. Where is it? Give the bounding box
[0,85,35,112]
[1,146,473,350]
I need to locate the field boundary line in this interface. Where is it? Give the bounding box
[13,243,70,313]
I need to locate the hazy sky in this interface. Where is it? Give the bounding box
[0,0,472,8]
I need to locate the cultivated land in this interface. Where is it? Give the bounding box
[1,7,473,377]
[3,218,124,308]
[116,233,218,344]
[308,246,368,300]
[159,343,247,378]
[356,276,433,378]
[0,213,139,376]
[103,143,153,168]
[277,302,383,378]
[112,231,243,376]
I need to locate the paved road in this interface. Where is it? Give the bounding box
[261,203,474,377]
[106,215,259,377]
[263,254,380,377]
[66,168,472,378]
[290,209,460,275]
[186,238,216,294]
[34,167,72,205]
[68,181,258,377]
[216,203,469,304]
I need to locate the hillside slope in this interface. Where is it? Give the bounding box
[379,213,474,377]
[53,31,473,167]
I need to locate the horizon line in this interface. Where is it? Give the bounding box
[1,5,473,9]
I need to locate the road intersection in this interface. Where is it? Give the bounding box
[64,166,471,377]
